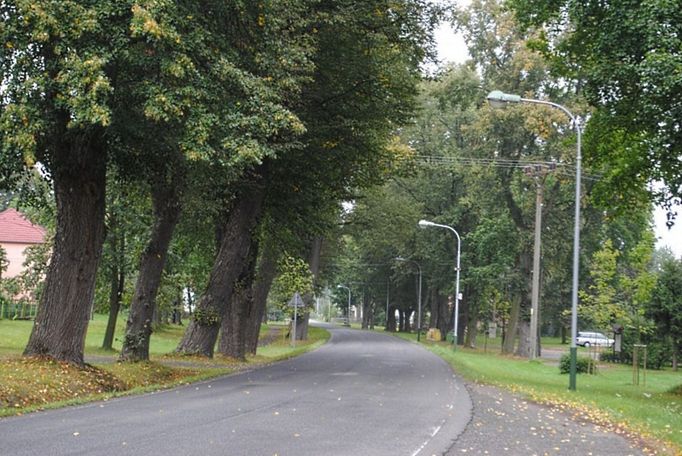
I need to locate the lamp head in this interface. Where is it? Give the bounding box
[486,90,522,108]
[418,219,434,228]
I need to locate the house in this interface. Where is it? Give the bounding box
[0,208,47,279]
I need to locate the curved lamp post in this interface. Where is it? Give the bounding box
[486,90,582,391]
[337,284,351,327]
[395,257,422,341]
[418,220,461,347]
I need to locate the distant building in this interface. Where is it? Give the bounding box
[0,208,47,279]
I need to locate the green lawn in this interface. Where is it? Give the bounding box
[1,313,191,357]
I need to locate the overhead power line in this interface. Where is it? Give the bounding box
[415,155,602,182]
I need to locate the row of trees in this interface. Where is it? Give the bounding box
[326,0,681,368]
[1,0,441,364]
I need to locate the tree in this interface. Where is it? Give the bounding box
[578,240,624,331]
[269,255,315,338]
[647,256,682,370]
[509,0,682,216]
[3,1,313,364]
[175,0,440,357]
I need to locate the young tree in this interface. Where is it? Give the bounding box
[647,256,682,370]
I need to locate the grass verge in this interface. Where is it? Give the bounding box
[0,322,329,417]
[387,331,682,455]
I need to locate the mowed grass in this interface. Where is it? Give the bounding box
[0,315,329,417]
[388,331,682,454]
[0,314,186,357]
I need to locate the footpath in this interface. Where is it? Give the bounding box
[446,381,657,455]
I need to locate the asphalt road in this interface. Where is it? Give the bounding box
[0,327,471,456]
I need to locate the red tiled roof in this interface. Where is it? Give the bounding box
[0,208,47,244]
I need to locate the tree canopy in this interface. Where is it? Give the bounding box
[508,0,682,217]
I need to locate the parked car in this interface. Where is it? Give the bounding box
[576,331,614,347]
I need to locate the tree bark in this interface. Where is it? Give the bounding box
[361,293,373,330]
[516,320,530,357]
[428,288,450,341]
[24,135,107,365]
[464,284,479,348]
[515,251,533,358]
[386,305,397,332]
[176,178,265,357]
[120,168,183,362]
[219,236,259,360]
[246,237,278,355]
[503,294,520,354]
[299,237,323,340]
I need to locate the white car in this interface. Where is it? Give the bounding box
[576,331,614,347]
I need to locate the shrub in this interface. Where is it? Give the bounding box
[559,354,597,374]
[600,339,672,370]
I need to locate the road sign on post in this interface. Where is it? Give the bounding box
[288,292,305,347]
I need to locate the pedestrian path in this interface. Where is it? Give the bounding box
[446,382,656,455]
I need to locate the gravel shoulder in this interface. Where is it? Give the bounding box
[445,381,659,456]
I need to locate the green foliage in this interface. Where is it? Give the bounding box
[269,255,314,316]
[508,0,682,211]
[646,256,682,362]
[601,336,673,371]
[579,239,624,330]
[559,354,597,375]
[192,308,220,327]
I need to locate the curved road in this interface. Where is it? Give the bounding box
[0,327,471,456]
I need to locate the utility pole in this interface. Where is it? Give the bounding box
[525,163,555,360]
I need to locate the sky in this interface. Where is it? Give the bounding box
[434,19,681,258]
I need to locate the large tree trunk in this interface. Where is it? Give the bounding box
[428,288,450,341]
[219,236,259,360]
[120,169,183,362]
[176,180,265,357]
[298,237,323,340]
[515,251,533,358]
[516,320,531,357]
[245,237,279,355]
[361,293,373,330]
[24,136,107,365]
[386,305,397,332]
[102,233,125,350]
[464,284,480,348]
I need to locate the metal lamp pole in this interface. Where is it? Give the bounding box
[486,90,582,391]
[337,284,351,327]
[418,220,461,347]
[395,257,422,341]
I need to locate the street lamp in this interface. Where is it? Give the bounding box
[418,220,461,347]
[337,284,351,327]
[395,257,422,341]
[486,90,582,391]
